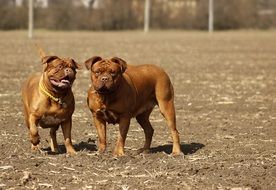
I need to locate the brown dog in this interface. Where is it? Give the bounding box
[85,56,181,156]
[21,47,80,155]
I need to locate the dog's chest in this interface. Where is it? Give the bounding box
[39,115,66,128]
[96,109,119,124]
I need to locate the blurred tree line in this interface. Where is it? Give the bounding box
[0,0,276,30]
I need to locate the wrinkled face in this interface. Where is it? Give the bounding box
[85,57,127,94]
[42,56,79,91]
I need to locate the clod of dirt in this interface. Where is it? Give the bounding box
[21,171,31,185]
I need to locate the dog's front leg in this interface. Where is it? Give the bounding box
[93,116,107,154]
[61,118,76,155]
[49,126,59,153]
[28,114,46,154]
[29,114,40,150]
[113,117,130,157]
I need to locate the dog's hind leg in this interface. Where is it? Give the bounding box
[155,81,181,156]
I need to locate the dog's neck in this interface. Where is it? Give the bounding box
[40,77,69,104]
[94,89,117,105]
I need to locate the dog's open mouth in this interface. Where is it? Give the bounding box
[50,76,71,89]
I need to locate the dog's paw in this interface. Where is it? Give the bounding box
[113,150,125,157]
[51,148,60,154]
[67,149,77,156]
[170,151,184,157]
[113,149,125,157]
[97,146,106,154]
[30,135,40,146]
[31,145,47,155]
[31,144,38,151]
[67,151,77,156]
[137,148,151,155]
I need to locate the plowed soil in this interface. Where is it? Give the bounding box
[0,31,275,189]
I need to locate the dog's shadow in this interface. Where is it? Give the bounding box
[43,141,204,155]
[150,142,205,155]
[74,140,97,152]
[43,139,97,155]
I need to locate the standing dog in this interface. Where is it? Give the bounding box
[22,47,80,155]
[85,56,181,156]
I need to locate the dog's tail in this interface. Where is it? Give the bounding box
[34,43,46,59]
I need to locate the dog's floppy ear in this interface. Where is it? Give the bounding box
[66,58,81,70]
[42,56,59,64]
[85,56,102,70]
[34,44,59,71]
[41,56,59,71]
[110,57,127,73]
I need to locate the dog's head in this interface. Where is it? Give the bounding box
[42,55,80,92]
[85,56,127,94]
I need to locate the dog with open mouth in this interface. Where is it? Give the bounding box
[21,47,80,155]
[85,56,181,156]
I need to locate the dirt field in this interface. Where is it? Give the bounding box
[0,30,275,190]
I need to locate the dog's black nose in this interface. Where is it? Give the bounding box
[101,76,108,82]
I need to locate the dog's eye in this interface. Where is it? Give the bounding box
[94,71,101,76]
[110,71,117,77]
[57,65,63,70]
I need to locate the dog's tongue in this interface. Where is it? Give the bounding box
[58,80,70,88]
[61,79,70,84]
[50,79,70,89]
